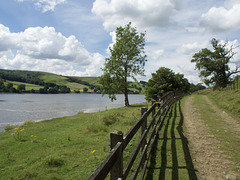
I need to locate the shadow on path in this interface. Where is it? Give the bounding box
[145,100,198,180]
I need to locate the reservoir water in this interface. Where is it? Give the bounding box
[0,94,146,132]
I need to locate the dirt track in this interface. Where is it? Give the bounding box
[183,95,238,180]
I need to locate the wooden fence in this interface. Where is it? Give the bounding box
[227,75,239,90]
[88,91,182,180]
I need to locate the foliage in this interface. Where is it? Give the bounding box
[99,22,147,106]
[191,38,240,89]
[145,67,190,101]
[189,83,206,92]
[83,87,88,93]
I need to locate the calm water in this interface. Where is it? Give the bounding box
[0,94,146,132]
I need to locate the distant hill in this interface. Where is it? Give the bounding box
[0,69,145,94]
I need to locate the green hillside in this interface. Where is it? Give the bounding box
[0,69,145,94]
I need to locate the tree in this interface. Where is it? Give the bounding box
[17,84,26,92]
[0,79,5,92]
[191,38,240,88]
[99,22,147,106]
[145,67,190,101]
[83,87,88,93]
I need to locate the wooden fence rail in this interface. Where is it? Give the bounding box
[88,91,182,180]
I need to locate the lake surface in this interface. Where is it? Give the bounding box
[0,94,146,132]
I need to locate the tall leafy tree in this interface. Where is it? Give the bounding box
[145,67,190,101]
[191,38,240,88]
[99,22,147,106]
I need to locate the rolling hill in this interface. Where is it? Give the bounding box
[0,69,145,94]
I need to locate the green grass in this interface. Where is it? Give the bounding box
[192,91,240,177]
[206,89,240,120]
[144,99,197,180]
[39,73,90,92]
[0,103,147,179]
[5,80,43,91]
[70,77,100,86]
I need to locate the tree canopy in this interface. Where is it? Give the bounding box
[191,38,240,88]
[145,67,190,101]
[99,22,147,106]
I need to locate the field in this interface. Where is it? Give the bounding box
[0,88,239,179]
[4,81,43,91]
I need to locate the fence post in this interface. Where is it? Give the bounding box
[110,131,123,180]
[141,108,148,167]
[152,101,155,119]
[237,76,239,89]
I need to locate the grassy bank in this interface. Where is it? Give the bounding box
[0,103,148,179]
[144,98,197,179]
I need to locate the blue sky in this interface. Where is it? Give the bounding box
[0,0,240,84]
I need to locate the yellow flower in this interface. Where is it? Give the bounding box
[11,133,15,136]
[30,135,34,138]
[90,150,96,154]
[20,129,24,132]
[14,127,19,130]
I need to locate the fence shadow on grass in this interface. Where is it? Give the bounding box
[145,100,198,180]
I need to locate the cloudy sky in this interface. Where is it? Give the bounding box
[0,0,240,84]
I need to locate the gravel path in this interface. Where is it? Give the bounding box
[183,95,236,180]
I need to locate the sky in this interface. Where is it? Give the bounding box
[0,0,240,84]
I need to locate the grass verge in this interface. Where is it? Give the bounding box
[144,98,197,180]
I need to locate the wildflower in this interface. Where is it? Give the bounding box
[14,127,19,130]
[11,133,15,136]
[90,150,96,154]
[20,129,24,132]
[30,135,34,138]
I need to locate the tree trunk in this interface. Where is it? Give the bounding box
[123,64,130,106]
[124,89,130,106]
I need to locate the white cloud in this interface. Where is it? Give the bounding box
[200,2,240,32]
[92,0,186,31]
[177,41,209,55]
[17,0,66,12]
[150,49,164,61]
[0,24,104,76]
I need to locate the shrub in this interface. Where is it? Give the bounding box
[102,115,119,126]
[47,157,64,167]
[86,123,108,133]
[23,120,35,126]
[102,113,123,126]
[4,124,19,131]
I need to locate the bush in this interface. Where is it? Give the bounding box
[23,120,35,126]
[4,124,19,131]
[86,124,108,133]
[47,157,64,167]
[102,115,119,126]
